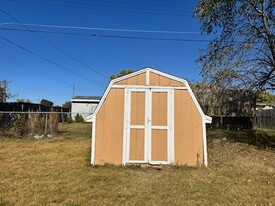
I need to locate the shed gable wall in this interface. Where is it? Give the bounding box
[113,71,185,87]
[114,72,146,85]
[174,89,203,166]
[150,72,185,87]
[95,88,124,165]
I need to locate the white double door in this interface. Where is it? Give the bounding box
[124,88,174,164]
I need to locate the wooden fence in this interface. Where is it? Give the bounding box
[256,109,275,129]
[208,116,254,130]
[206,109,274,130]
[0,102,70,113]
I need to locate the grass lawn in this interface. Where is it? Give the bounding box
[0,123,274,206]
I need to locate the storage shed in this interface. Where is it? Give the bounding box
[87,67,212,166]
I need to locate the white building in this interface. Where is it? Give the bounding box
[71,96,101,122]
[256,102,275,110]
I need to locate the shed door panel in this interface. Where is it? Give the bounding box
[130,92,145,125]
[151,91,168,162]
[151,129,167,161]
[128,91,146,162]
[152,92,167,126]
[129,129,145,161]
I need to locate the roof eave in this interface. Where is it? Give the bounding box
[204,115,212,123]
[86,114,94,122]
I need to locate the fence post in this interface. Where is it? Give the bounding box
[45,113,48,135]
[61,108,64,123]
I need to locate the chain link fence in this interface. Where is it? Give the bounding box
[0,111,72,138]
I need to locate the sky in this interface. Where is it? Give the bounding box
[0,0,215,106]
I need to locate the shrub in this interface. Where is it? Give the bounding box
[13,114,28,136]
[49,113,59,136]
[74,114,84,123]
[27,113,59,137]
[0,113,60,138]
[0,114,28,138]
[0,114,12,137]
[33,114,46,135]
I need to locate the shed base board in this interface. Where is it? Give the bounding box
[125,162,173,167]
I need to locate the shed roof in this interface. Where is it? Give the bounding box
[72,96,101,100]
[86,67,212,123]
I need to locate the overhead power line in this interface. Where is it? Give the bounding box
[0,8,109,79]
[11,0,192,17]
[0,49,72,86]
[10,83,72,98]
[0,22,205,35]
[0,35,105,86]
[47,0,191,14]
[0,27,214,43]
[88,0,191,9]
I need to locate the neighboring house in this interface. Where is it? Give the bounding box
[256,102,275,110]
[71,96,101,121]
[87,67,212,167]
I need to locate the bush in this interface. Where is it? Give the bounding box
[74,114,84,123]
[33,114,46,135]
[0,113,60,138]
[0,114,12,137]
[13,114,28,136]
[49,113,59,136]
[28,113,59,136]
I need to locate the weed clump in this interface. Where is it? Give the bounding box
[0,113,60,138]
[49,113,59,136]
[13,114,28,136]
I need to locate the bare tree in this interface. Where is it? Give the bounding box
[190,81,255,117]
[0,81,17,102]
[195,0,275,92]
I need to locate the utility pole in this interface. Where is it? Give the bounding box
[72,83,75,97]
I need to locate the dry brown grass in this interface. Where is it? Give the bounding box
[0,124,274,206]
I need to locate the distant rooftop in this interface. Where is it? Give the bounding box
[256,102,275,106]
[72,96,101,100]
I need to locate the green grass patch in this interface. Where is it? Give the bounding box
[0,124,274,205]
[58,123,92,139]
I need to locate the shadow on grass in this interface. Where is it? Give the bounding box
[57,130,67,136]
[208,129,275,149]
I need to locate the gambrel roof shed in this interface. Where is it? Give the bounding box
[87,67,212,167]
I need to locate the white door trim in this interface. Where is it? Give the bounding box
[169,89,175,164]
[124,88,147,164]
[123,87,174,165]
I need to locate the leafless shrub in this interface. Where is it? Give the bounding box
[49,113,59,136]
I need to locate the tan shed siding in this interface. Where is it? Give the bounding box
[95,88,124,165]
[174,90,203,166]
[115,72,146,85]
[150,72,185,87]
